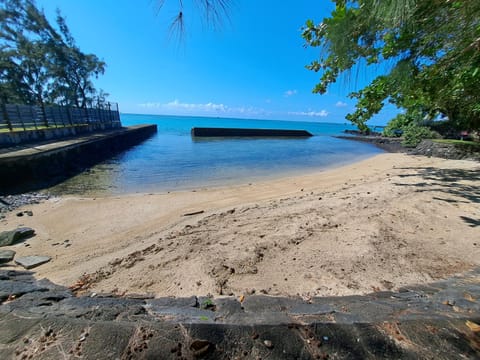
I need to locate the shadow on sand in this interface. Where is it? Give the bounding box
[393,166,480,227]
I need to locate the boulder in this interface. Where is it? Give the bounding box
[0,227,35,247]
[0,250,15,264]
[15,256,51,270]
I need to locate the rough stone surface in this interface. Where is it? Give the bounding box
[14,255,51,269]
[337,134,480,161]
[0,268,479,359]
[0,250,15,264]
[413,139,480,161]
[336,135,407,153]
[0,192,50,220]
[0,227,35,247]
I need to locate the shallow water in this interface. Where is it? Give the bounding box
[48,114,383,195]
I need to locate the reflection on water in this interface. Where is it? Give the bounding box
[47,115,384,195]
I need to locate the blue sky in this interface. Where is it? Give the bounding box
[37,0,397,125]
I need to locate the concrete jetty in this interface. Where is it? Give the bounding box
[191,127,313,138]
[0,124,157,194]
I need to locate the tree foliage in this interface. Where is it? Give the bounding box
[303,0,480,133]
[402,123,439,147]
[382,113,414,137]
[154,0,232,40]
[0,0,106,107]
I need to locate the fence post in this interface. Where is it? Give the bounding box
[116,103,120,126]
[107,102,113,126]
[48,106,57,128]
[1,101,13,131]
[96,102,101,125]
[84,107,89,125]
[16,105,26,131]
[29,105,38,130]
[59,106,66,127]
[66,106,73,126]
[40,102,48,127]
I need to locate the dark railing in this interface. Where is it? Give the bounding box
[0,102,121,132]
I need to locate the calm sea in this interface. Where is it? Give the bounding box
[49,114,383,195]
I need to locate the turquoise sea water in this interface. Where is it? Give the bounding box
[50,114,384,195]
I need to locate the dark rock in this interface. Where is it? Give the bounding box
[0,289,72,312]
[0,193,50,216]
[214,297,243,318]
[15,255,51,269]
[0,269,35,281]
[412,139,480,161]
[55,296,146,321]
[190,339,212,357]
[0,269,479,358]
[147,296,198,308]
[0,227,35,247]
[0,280,48,302]
[336,135,407,153]
[146,302,216,322]
[0,250,15,264]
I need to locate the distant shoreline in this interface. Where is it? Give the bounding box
[335,134,407,153]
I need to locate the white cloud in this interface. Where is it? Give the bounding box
[138,102,162,108]
[335,101,347,107]
[288,110,329,117]
[139,100,270,118]
[163,99,227,112]
[139,99,227,112]
[284,89,298,97]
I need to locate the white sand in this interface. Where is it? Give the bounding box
[2,153,479,298]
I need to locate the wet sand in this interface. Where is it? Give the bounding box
[1,153,479,298]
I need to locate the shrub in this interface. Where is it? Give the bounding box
[402,124,439,147]
[383,114,414,137]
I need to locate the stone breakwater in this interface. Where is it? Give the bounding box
[0,269,479,359]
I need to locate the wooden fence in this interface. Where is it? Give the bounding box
[0,102,121,132]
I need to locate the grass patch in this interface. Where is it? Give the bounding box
[433,139,480,148]
[0,124,89,133]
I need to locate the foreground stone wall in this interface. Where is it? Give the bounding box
[0,269,479,359]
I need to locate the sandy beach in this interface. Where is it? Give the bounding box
[1,153,479,298]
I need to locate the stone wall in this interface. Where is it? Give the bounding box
[0,122,121,148]
[0,125,157,195]
[0,268,479,359]
[412,140,480,161]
